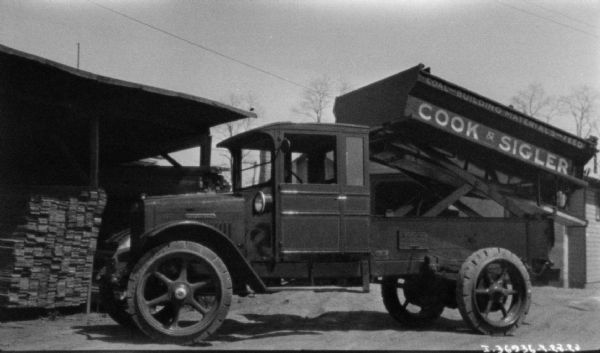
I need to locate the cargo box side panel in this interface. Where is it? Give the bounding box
[333,65,421,127]
[370,217,553,276]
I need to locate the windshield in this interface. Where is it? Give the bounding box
[240,148,272,188]
[235,133,274,189]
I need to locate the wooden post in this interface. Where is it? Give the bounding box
[86,115,99,315]
[200,134,212,167]
[361,259,370,293]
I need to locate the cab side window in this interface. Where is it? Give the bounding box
[284,134,336,184]
[345,136,364,186]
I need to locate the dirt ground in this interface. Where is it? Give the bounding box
[1,284,599,351]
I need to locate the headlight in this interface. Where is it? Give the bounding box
[253,191,272,214]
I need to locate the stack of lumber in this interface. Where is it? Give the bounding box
[0,187,106,308]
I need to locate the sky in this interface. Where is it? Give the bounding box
[1,0,599,166]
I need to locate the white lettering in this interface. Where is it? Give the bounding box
[534,149,545,166]
[499,136,511,152]
[518,143,532,159]
[450,116,465,133]
[557,158,569,174]
[418,103,432,121]
[545,153,557,170]
[435,110,449,126]
[466,121,480,140]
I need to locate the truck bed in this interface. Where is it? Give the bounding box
[369,216,553,275]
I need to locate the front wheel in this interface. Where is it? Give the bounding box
[127,241,232,344]
[456,248,531,335]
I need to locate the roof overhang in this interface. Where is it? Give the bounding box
[0,44,256,165]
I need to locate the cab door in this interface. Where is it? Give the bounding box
[339,135,370,252]
[278,133,341,253]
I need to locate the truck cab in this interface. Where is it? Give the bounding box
[218,122,371,262]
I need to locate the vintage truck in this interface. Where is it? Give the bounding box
[99,66,596,344]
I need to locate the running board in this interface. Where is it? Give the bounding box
[265,285,370,294]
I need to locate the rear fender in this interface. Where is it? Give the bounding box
[137,220,267,294]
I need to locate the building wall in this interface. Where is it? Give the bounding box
[565,188,586,288]
[585,187,600,285]
[548,223,565,287]
[545,188,589,288]
[567,226,586,288]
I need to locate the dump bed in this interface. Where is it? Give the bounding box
[334,64,595,229]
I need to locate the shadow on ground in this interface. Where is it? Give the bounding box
[0,305,84,322]
[72,310,473,347]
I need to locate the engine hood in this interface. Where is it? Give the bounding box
[142,193,245,234]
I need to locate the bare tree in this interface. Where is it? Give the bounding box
[510,83,559,123]
[292,76,354,123]
[292,75,334,123]
[559,85,599,138]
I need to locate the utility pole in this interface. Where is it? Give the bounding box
[76,42,80,69]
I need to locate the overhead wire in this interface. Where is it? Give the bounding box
[524,0,599,30]
[493,0,599,39]
[85,0,312,91]
[87,0,599,91]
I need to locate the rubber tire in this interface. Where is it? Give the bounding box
[126,241,232,344]
[456,247,532,336]
[381,276,444,327]
[98,269,136,328]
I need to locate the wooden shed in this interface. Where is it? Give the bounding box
[0,44,255,308]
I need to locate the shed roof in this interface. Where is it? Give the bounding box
[0,44,255,165]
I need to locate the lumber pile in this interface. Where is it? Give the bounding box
[0,187,106,308]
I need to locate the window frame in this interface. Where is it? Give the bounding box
[282,132,338,186]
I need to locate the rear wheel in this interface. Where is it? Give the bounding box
[456,248,531,335]
[127,241,232,344]
[381,276,445,326]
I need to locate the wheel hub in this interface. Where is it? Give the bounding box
[173,284,189,300]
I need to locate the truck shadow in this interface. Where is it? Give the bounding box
[72,310,473,346]
[211,311,473,343]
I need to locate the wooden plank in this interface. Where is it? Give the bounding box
[416,145,529,217]
[422,184,473,217]
[454,200,483,217]
[1,187,106,309]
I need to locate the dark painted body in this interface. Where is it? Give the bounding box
[127,122,555,294]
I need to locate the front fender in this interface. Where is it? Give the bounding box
[142,220,225,239]
[135,220,267,294]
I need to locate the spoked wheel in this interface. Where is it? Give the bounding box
[127,241,232,344]
[381,276,445,327]
[456,248,531,335]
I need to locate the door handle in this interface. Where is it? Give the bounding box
[337,195,347,201]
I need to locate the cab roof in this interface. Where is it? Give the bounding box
[217,122,369,149]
